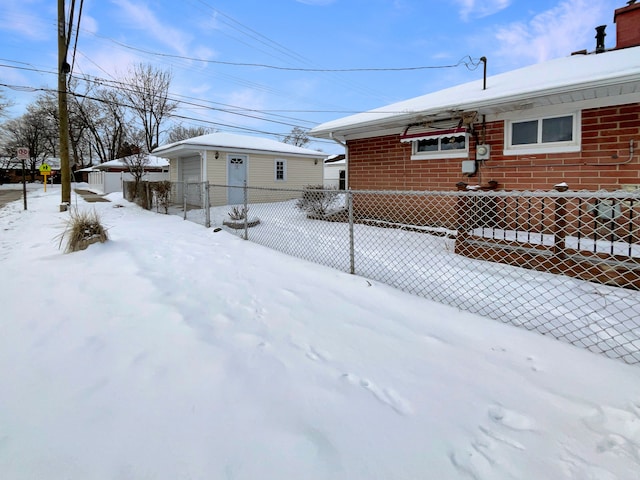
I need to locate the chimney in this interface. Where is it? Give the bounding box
[614,0,640,49]
[595,25,606,53]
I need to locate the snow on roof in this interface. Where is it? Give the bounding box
[310,46,640,138]
[153,132,325,158]
[92,155,169,170]
[324,154,346,165]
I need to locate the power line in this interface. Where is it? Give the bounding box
[0,81,340,146]
[69,0,85,75]
[86,36,483,73]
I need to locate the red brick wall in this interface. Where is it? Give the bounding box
[347,103,640,191]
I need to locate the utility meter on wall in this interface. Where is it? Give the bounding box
[476,144,490,160]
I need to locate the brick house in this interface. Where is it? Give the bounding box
[309,2,640,193]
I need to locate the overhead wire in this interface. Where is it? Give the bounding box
[1,4,484,143]
[69,0,85,76]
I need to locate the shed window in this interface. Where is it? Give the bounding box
[275,159,286,181]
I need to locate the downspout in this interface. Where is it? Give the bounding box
[329,132,348,189]
[199,150,207,181]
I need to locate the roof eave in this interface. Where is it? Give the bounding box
[153,142,325,160]
[310,73,640,140]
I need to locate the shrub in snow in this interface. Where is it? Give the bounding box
[151,181,172,214]
[296,185,339,216]
[58,208,108,253]
[227,205,248,221]
[223,205,260,229]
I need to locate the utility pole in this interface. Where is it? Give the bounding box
[58,0,71,211]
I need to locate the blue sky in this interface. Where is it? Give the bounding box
[0,0,623,154]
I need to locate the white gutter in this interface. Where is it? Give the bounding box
[329,132,346,148]
[311,72,640,139]
[200,150,207,183]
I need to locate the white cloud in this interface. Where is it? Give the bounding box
[80,14,99,36]
[494,0,614,64]
[0,0,53,40]
[109,0,193,56]
[215,89,269,128]
[456,0,511,21]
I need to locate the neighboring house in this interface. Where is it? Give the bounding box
[79,155,169,194]
[309,2,640,193]
[0,157,60,184]
[152,132,325,206]
[324,154,346,189]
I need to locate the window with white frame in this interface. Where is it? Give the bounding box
[401,127,469,159]
[274,159,286,181]
[505,113,580,154]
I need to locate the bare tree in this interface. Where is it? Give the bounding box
[120,63,178,152]
[122,149,150,199]
[1,101,58,181]
[0,90,13,118]
[166,124,213,144]
[281,126,310,147]
[70,85,134,164]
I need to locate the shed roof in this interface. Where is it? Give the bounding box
[310,46,640,140]
[78,155,169,171]
[153,132,326,159]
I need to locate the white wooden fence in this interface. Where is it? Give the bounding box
[87,171,169,194]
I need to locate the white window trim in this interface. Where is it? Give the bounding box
[409,133,470,160]
[504,111,581,156]
[274,158,287,181]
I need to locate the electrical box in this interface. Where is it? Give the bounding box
[476,144,491,160]
[461,160,476,175]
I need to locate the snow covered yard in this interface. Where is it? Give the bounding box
[205,198,640,364]
[1,184,640,480]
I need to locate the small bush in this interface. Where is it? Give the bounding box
[228,205,248,221]
[296,185,339,216]
[58,209,108,253]
[151,181,172,214]
[125,181,137,202]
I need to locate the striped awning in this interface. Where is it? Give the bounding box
[400,126,467,143]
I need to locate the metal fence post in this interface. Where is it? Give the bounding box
[204,181,211,228]
[553,185,568,258]
[348,189,355,274]
[183,182,187,220]
[243,180,248,240]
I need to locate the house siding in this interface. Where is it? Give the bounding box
[169,160,178,182]
[347,103,640,192]
[201,149,323,206]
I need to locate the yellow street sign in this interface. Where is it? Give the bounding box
[39,163,51,173]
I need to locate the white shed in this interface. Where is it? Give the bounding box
[153,132,326,206]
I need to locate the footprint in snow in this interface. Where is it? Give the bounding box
[487,405,536,431]
[341,373,413,416]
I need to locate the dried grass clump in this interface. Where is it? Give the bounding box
[59,209,108,253]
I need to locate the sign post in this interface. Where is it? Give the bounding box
[17,147,29,210]
[39,163,51,192]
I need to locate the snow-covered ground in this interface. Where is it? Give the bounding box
[1,184,640,480]
[204,199,640,364]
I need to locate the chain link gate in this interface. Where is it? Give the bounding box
[167,182,640,365]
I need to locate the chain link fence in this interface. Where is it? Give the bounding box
[165,181,640,365]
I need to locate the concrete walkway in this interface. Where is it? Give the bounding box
[0,190,23,208]
[74,189,111,203]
